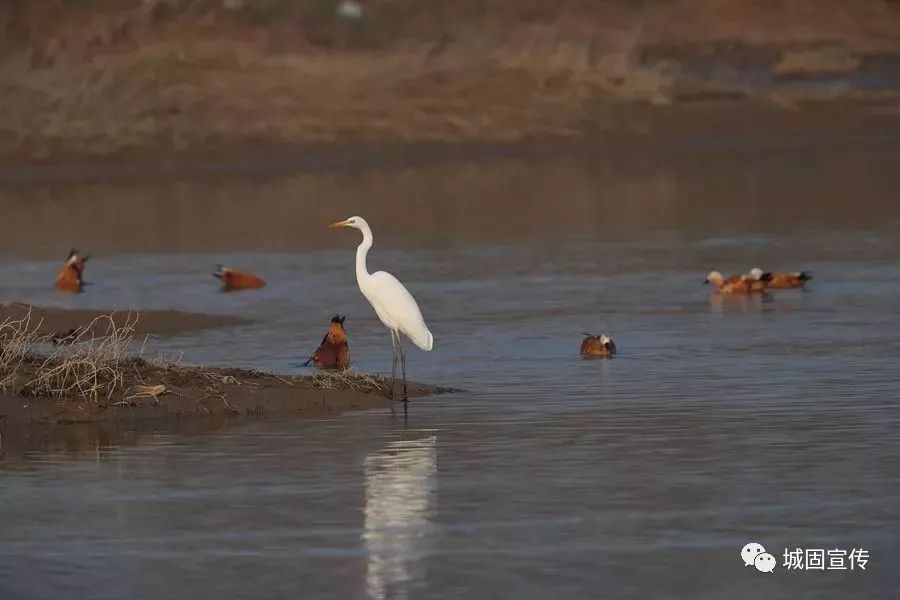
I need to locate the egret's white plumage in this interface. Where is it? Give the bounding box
[330,216,433,401]
[363,271,434,351]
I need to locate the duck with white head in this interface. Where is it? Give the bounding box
[705,270,771,294]
[581,333,617,358]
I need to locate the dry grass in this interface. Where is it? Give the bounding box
[21,313,141,402]
[309,369,391,396]
[0,308,49,391]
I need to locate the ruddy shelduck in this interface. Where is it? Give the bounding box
[212,265,266,291]
[704,270,772,294]
[580,333,617,358]
[304,315,350,370]
[750,267,812,289]
[54,248,89,293]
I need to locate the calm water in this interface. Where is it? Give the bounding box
[1,140,900,598]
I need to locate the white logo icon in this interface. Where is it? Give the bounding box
[754,552,777,573]
[741,542,766,567]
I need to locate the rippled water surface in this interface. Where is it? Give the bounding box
[2,139,900,598]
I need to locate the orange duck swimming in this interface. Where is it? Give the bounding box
[750,267,812,289]
[212,265,266,291]
[304,315,350,370]
[54,248,89,293]
[580,333,617,358]
[704,270,772,295]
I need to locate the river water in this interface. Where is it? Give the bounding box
[1,137,899,598]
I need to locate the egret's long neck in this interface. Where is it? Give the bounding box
[355,225,373,286]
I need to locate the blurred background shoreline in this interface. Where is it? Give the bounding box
[3,0,900,168]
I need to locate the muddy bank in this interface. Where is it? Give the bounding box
[0,304,451,430]
[1,360,445,427]
[0,303,247,336]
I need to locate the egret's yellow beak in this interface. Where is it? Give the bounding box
[329,219,350,228]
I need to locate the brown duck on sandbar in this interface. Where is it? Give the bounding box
[304,315,350,370]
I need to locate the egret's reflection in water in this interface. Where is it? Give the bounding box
[363,435,437,600]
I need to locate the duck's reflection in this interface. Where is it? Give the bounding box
[363,435,437,600]
[708,292,772,315]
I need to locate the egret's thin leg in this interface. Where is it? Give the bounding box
[389,330,398,401]
[396,332,408,402]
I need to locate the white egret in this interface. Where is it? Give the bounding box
[329,216,433,402]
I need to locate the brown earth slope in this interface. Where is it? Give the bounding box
[2,1,900,164]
